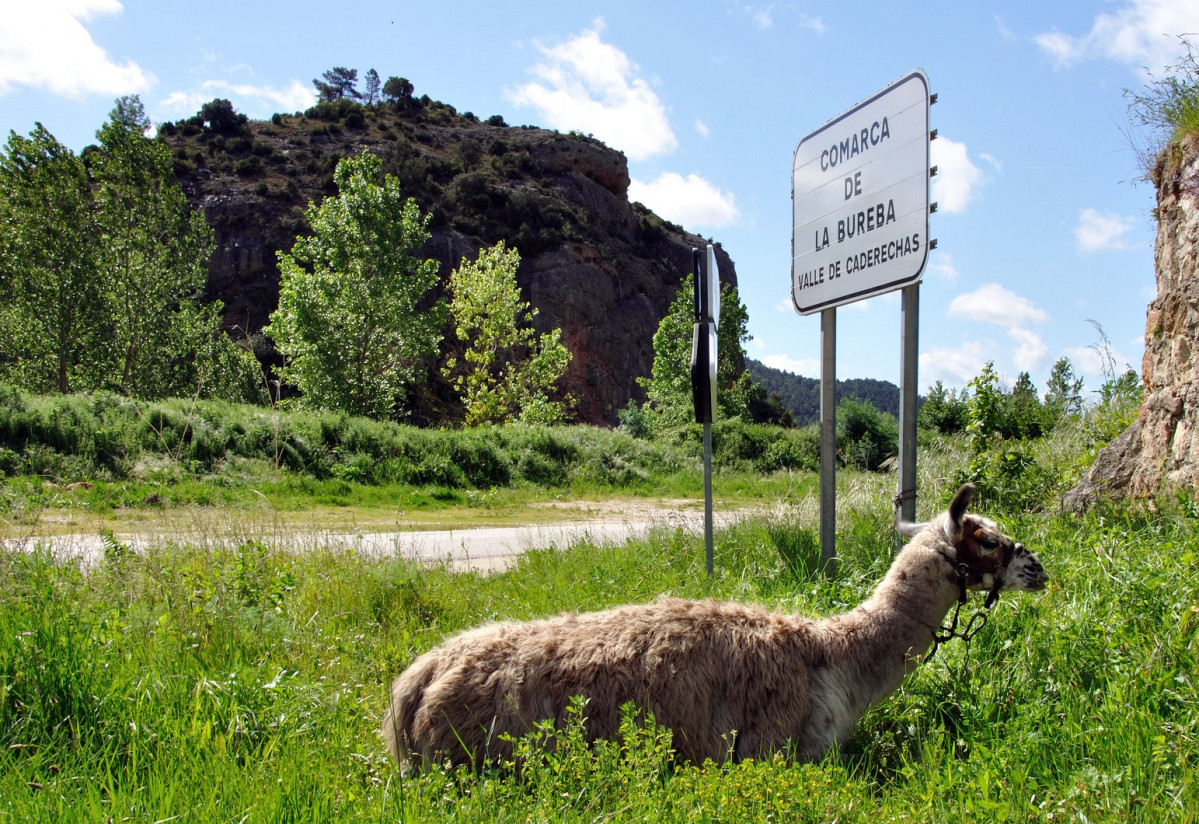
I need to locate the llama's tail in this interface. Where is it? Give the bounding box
[382,652,442,765]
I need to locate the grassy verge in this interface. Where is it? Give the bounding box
[1,468,1196,821]
[1,389,1195,821]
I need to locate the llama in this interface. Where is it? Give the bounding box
[382,483,1048,767]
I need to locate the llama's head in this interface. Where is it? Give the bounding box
[900,483,1049,597]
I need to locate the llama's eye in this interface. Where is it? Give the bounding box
[979,537,1000,551]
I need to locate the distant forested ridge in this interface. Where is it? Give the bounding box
[745,358,911,425]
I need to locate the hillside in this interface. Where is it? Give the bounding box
[157,94,738,426]
[745,358,904,425]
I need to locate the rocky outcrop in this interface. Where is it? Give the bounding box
[1066,134,1199,508]
[166,106,734,426]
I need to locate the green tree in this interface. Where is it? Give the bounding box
[837,396,897,471]
[1005,371,1044,439]
[314,67,361,102]
[0,104,259,402]
[965,361,1006,453]
[198,98,249,135]
[382,76,415,108]
[266,150,443,419]
[442,241,573,426]
[364,69,381,106]
[917,380,969,434]
[0,124,103,393]
[1044,356,1083,422]
[91,96,225,398]
[639,274,753,432]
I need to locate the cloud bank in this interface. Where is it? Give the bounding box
[0,0,153,98]
[507,21,678,161]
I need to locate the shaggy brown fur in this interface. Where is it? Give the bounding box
[382,484,1047,767]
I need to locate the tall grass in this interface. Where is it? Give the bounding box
[0,386,823,524]
[1,468,1196,820]
[1,384,1196,820]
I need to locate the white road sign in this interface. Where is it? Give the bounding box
[791,70,931,315]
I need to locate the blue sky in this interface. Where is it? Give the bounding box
[2,0,1193,397]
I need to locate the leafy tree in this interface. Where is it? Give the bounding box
[0,125,103,392]
[1005,371,1044,439]
[1044,356,1083,422]
[0,102,260,402]
[314,67,361,102]
[107,94,151,131]
[382,76,414,108]
[198,98,249,135]
[837,396,897,471]
[639,274,753,432]
[442,241,573,426]
[965,361,1005,453]
[91,96,226,398]
[917,380,969,434]
[266,150,444,419]
[364,69,381,106]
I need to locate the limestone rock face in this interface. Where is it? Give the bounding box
[1066,134,1199,507]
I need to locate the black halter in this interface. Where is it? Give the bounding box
[923,545,1013,663]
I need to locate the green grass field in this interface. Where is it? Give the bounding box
[0,399,1196,822]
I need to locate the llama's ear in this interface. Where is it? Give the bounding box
[944,483,975,542]
[897,520,926,539]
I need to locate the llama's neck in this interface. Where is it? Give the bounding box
[821,539,962,717]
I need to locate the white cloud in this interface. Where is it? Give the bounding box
[507,21,678,161]
[159,79,314,120]
[762,354,819,377]
[931,136,984,214]
[1034,0,1199,73]
[0,0,154,98]
[920,341,989,387]
[948,283,1050,328]
[1008,327,1051,373]
[775,297,796,314]
[629,172,740,228]
[927,251,959,283]
[695,118,710,138]
[1074,207,1138,253]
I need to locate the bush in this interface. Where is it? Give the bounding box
[918,381,969,434]
[235,156,263,176]
[836,397,897,471]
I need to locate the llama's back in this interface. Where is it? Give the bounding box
[384,597,824,766]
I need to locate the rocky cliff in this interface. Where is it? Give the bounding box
[1066,134,1199,507]
[160,98,737,426]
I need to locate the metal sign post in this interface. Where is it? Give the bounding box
[820,308,837,575]
[690,245,719,577]
[792,70,933,570]
[897,283,920,548]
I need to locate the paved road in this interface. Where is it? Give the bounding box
[6,504,751,573]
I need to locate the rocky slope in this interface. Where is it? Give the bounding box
[1066,134,1199,507]
[160,97,737,425]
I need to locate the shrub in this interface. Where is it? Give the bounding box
[836,397,897,471]
[918,381,969,434]
[617,399,651,438]
[235,156,263,176]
